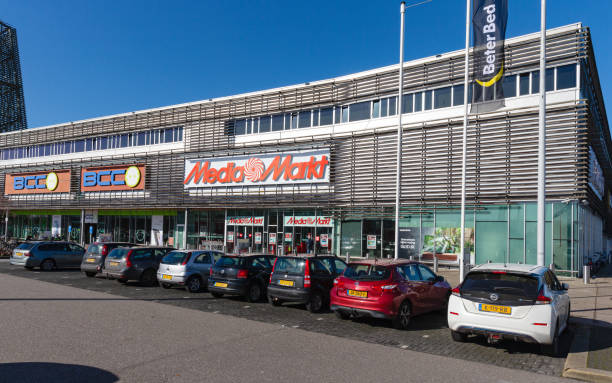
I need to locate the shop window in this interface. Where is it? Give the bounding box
[556,64,576,90]
[340,220,361,257]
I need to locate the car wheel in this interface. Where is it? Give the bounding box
[85,272,96,278]
[451,330,467,342]
[159,282,172,289]
[542,320,560,357]
[335,310,350,320]
[211,291,224,298]
[247,282,263,302]
[268,296,282,306]
[40,259,55,271]
[306,291,324,313]
[186,276,203,293]
[393,301,412,330]
[140,269,156,286]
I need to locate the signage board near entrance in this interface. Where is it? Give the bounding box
[398,227,420,259]
[269,232,277,244]
[81,164,145,192]
[284,233,292,242]
[184,149,330,188]
[5,169,71,195]
[226,216,264,226]
[84,210,98,224]
[367,235,377,249]
[227,231,234,243]
[320,234,328,248]
[283,216,333,227]
[254,232,262,244]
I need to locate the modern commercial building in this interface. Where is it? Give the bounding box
[0,20,27,132]
[0,23,608,275]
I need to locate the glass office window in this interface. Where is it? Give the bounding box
[519,73,530,95]
[557,64,576,89]
[259,116,271,133]
[271,114,284,131]
[63,142,72,154]
[414,92,422,112]
[164,128,173,143]
[176,127,183,141]
[381,98,388,117]
[532,71,540,94]
[299,110,311,128]
[434,87,451,108]
[284,114,291,130]
[334,107,341,124]
[137,132,146,146]
[119,134,129,148]
[502,75,516,98]
[341,106,349,123]
[388,96,397,115]
[320,108,333,126]
[250,119,258,134]
[290,113,298,129]
[453,84,464,106]
[74,140,85,153]
[312,110,320,126]
[234,119,246,135]
[402,93,413,113]
[349,101,370,122]
[546,68,554,91]
[372,100,380,118]
[425,90,433,110]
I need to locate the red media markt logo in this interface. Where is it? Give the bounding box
[244,157,264,182]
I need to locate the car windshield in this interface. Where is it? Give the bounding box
[86,244,101,255]
[16,243,35,250]
[461,272,539,301]
[161,251,188,265]
[216,256,245,268]
[107,248,130,259]
[273,258,305,274]
[343,264,391,281]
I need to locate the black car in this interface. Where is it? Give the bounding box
[104,246,175,284]
[267,255,347,312]
[80,242,135,277]
[208,254,274,302]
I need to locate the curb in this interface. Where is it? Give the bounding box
[563,325,612,383]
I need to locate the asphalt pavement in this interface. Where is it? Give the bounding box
[0,260,574,382]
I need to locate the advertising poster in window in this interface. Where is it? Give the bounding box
[366,235,377,249]
[284,233,292,242]
[51,215,62,237]
[269,232,277,245]
[151,215,164,246]
[398,227,420,259]
[589,147,604,200]
[421,227,474,264]
[320,234,328,248]
[227,231,234,243]
[254,232,262,244]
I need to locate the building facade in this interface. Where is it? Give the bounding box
[0,20,27,132]
[0,24,609,275]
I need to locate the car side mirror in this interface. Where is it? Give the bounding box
[562,283,569,290]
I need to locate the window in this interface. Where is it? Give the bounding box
[546,68,554,92]
[381,98,388,117]
[424,90,433,110]
[372,100,381,118]
[388,96,397,115]
[334,259,346,274]
[176,126,183,141]
[69,244,84,252]
[334,107,341,124]
[318,258,334,273]
[194,252,212,264]
[349,101,370,122]
[418,265,436,281]
[341,106,349,123]
[402,93,413,113]
[519,73,530,95]
[251,256,270,269]
[137,132,147,146]
[299,110,311,128]
[100,136,109,150]
[434,87,451,108]
[453,84,464,106]
[272,114,284,131]
[312,110,320,126]
[532,71,540,94]
[119,134,129,148]
[63,141,72,154]
[398,264,420,281]
[414,92,422,112]
[320,107,333,125]
[557,64,576,89]
[344,264,390,281]
[234,119,246,135]
[502,75,516,98]
[164,128,174,143]
[74,140,85,153]
[310,259,331,274]
[259,116,271,133]
[132,249,151,260]
[290,113,298,129]
[250,118,258,134]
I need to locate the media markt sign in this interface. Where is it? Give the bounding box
[283,216,333,228]
[183,149,330,188]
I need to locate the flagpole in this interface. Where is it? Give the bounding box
[537,0,546,266]
[459,0,471,282]
[394,1,406,260]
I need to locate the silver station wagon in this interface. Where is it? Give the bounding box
[157,250,224,293]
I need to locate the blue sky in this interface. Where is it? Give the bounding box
[2,0,610,128]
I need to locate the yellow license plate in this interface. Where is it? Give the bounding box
[347,289,368,298]
[279,280,294,287]
[479,303,511,315]
[162,274,172,280]
[86,258,96,263]
[214,282,228,288]
[15,252,22,257]
[110,261,119,267]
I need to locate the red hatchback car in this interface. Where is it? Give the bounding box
[330,260,451,329]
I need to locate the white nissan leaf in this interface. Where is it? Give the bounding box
[447,263,570,356]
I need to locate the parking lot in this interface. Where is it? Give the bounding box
[0,260,572,377]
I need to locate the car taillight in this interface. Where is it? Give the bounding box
[237,269,248,279]
[451,284,461,297]
[125,250,133,268]
[270,257,278,283]
[101,245,108,257]
[535,288,552,305]
[210,268,213,276]
[304,259,311,288]
[181,252,192,266]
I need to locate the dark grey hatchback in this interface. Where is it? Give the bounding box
[104,246,175,285]
[80,242,135,277]
[208,254,274,302]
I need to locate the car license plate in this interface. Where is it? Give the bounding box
[347,289,368,298]
[279,280,294,287]
[162,274,172,280]
[15,252,22,257]
[86,258,96,263]
[109,261,119,267]
[479,303,511,315]
[214,282,228,288]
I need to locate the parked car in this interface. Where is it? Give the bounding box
[330,260,451,329]
[104,246,175,284]
[157,250,224,292]
[80,242,135,277]
[208,254,274,302]
[447,263,570,356]
[10,241,85,271]
[267,255,347,312]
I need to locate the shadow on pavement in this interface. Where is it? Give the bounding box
[0,362,118,383]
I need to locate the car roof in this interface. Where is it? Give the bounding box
[347,259,418,267]
[470,263,547,274]
[280,255,339,259]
